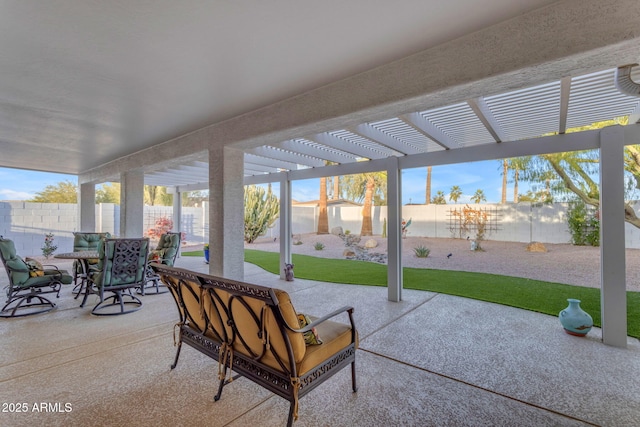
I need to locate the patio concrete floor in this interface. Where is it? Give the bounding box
[1,255,639,426]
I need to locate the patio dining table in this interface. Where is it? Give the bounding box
[54,251,100,307]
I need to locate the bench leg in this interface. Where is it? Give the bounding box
[214,377,225,402]
[287,403,295,427]
[170,341,182,369]
[351,360,358,392]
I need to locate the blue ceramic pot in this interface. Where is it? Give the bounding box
[204,248,209,264]
[559,299,593,336]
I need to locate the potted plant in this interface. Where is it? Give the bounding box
[204,244,209,264]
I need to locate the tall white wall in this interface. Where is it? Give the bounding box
[0,202,209,256]
[1,201,638,256]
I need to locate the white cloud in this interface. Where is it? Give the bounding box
[0,189,33,200]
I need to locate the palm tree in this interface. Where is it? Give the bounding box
[432,190,447,204]
[425,166,432,204]
[501,159,508,204]
[471,189,487,204]
[449,185,462,203]
[317,176,329,234]
[342,171,387,236]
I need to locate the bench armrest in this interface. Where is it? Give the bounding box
[283,306,355,334]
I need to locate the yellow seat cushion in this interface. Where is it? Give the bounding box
[297,318,357,376]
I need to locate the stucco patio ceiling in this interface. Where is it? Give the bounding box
[144,66,640,190]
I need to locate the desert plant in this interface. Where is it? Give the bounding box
[413,245,430,258]
[41,232,58,259]
[314,242,325,250]
[244,184,280,243]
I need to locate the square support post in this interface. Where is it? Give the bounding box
[209,146,245,281]
[120,170,145,238]
[171,186,182,257]
[78,182,96,232]
[599,126,627,347]
[279,174,292,280]
[387,156,402,302]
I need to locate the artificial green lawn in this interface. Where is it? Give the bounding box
[182,248,640,338]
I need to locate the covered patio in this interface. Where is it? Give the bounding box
[2,256,639,426]
[2,1,640,424]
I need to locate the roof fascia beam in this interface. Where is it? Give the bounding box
[400,127,604,169]
[244,124,640,185]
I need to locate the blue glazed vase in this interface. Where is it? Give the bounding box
[204,248,209,264]
[559,299,593,336]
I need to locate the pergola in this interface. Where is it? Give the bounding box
[2,1,640,347]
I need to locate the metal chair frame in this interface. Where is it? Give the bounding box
[88,238,149,316]
[0,236,67,317]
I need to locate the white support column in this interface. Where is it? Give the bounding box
[78,182,96,232]
[209,146,245,280]
[172,186,182,256]
[387,156,402,302]
[120,170,145,237]
[279,173,292,280]
[599,126,627,347]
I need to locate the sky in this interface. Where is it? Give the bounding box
[0,160,530,204]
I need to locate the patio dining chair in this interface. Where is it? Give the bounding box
[0,236,72,317]
[71,232,111,298]
[87,237,149,316]
[140,232,181,295]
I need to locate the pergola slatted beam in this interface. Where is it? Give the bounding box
[350,123,423,155]
[559,77,572,134]
[243,163,279,173]
[275,140,356,164]
[244,153,299,171]
[307,132,386,159]
[628,103,640,124]
[400,112,459,149]
[466,97,508,142]
[248,146,325,167]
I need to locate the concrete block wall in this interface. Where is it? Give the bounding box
[2,200,639,256]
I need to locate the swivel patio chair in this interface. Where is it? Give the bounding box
[0,236,72,317]
[71,232,110,298]
[87,237,149,316]
[140,232,181,295]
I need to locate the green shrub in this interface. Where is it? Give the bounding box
[567,200,599,246]
[413,245,430,258]
[314,242,325,250]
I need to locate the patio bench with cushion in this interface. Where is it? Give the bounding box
[151,263,358,427]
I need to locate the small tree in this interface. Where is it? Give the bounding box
[244,184,280,243]
[41,233,58,259]
[145,217,173,240]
